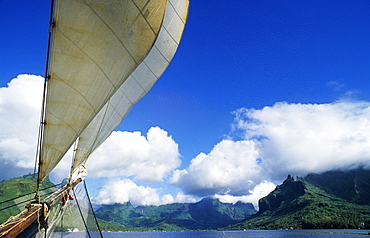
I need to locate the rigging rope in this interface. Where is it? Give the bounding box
[0,190,56,213]
[0,183,61,206]
[84,180,103,237]
[72,187,92,238]
[70,180,103,238]
[0,190,55,213]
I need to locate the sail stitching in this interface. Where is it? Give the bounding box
[156,27,177,64]
[40,1,165,182]
[163,3,186,45]
[88,95,133,163]
[53,31,116,110]
[106,91,134,120]
[82,0,156,66]
[168,0,187,25]
[71,91,134,172]
[73,102,112,171]
[132,0,162,40]
[69,1,168,167]
[130,2,184,93]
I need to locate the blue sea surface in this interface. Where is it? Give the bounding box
[98,230,369,237]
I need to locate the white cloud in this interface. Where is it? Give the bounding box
[3,75,370,207]
[171,101,370,204]
[0,74,43,177]
[158,192,198,205]
[174,191,198,203]
[93,178,160,206]
[170,139,263,197]
[234,101,370,180]
[92,178,197,207]
[0,75,181,186]
[86,127,181,182]
[214,180,276,209]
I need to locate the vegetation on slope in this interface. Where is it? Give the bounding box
[4,169,370,231]
[0,174,56,224]
[95,197,256,231]
[227,170,370,230]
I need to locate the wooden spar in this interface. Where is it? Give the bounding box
[0,179,81,238]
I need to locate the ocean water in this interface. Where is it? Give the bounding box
[97,230,369,238]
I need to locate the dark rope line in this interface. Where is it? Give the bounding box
[0,189,57,212]
[84,180,104,238]
[72,186,92,238]
[0,183,62,206]
[0,202,23,212]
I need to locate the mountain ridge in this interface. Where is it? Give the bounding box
[95,197,256,230]
[2,168,370,231]
[227,168,370,230]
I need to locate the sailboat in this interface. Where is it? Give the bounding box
[0,0,189,237]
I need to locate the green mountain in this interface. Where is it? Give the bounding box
[0,174,56,224]
[227,169,370,230]
[0,174,132,232]
[95,197,256,231]
[5,169,370,231]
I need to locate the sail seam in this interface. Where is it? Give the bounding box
[46,104,79,136]
[53,31,116,107]
[82,0,156,66]
[168,0,187,25]
[73,102,112,171]
[132,0,162,42]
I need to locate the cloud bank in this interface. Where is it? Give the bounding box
[2,75,370,208]
[0,75,186,206]
[171,101,370,205]
[236,101,370,180]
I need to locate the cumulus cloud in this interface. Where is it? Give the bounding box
[93,178,196,207]
[215,180,276,209]
[171,101,370,202]
[86,127,181,182]
[0,75,181,186]
[0,75,76,182]
[170,139,263,197]
[3,75,370,207]
[0,74,43,178]
[234,101,370,180]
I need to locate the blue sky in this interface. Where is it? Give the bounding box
[2,0,370,208]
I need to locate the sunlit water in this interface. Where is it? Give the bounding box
[57,230,369,237]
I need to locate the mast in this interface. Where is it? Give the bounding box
[35,0,56,200]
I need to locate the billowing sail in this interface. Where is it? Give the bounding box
[39,0,168,183]
[70,0,189,175]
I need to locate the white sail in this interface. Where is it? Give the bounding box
[39,0,167,183]
[71,0,190,174]
[0,1,189,236]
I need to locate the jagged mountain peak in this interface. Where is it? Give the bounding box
[258,174,305,213]
[227,168,370,230]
